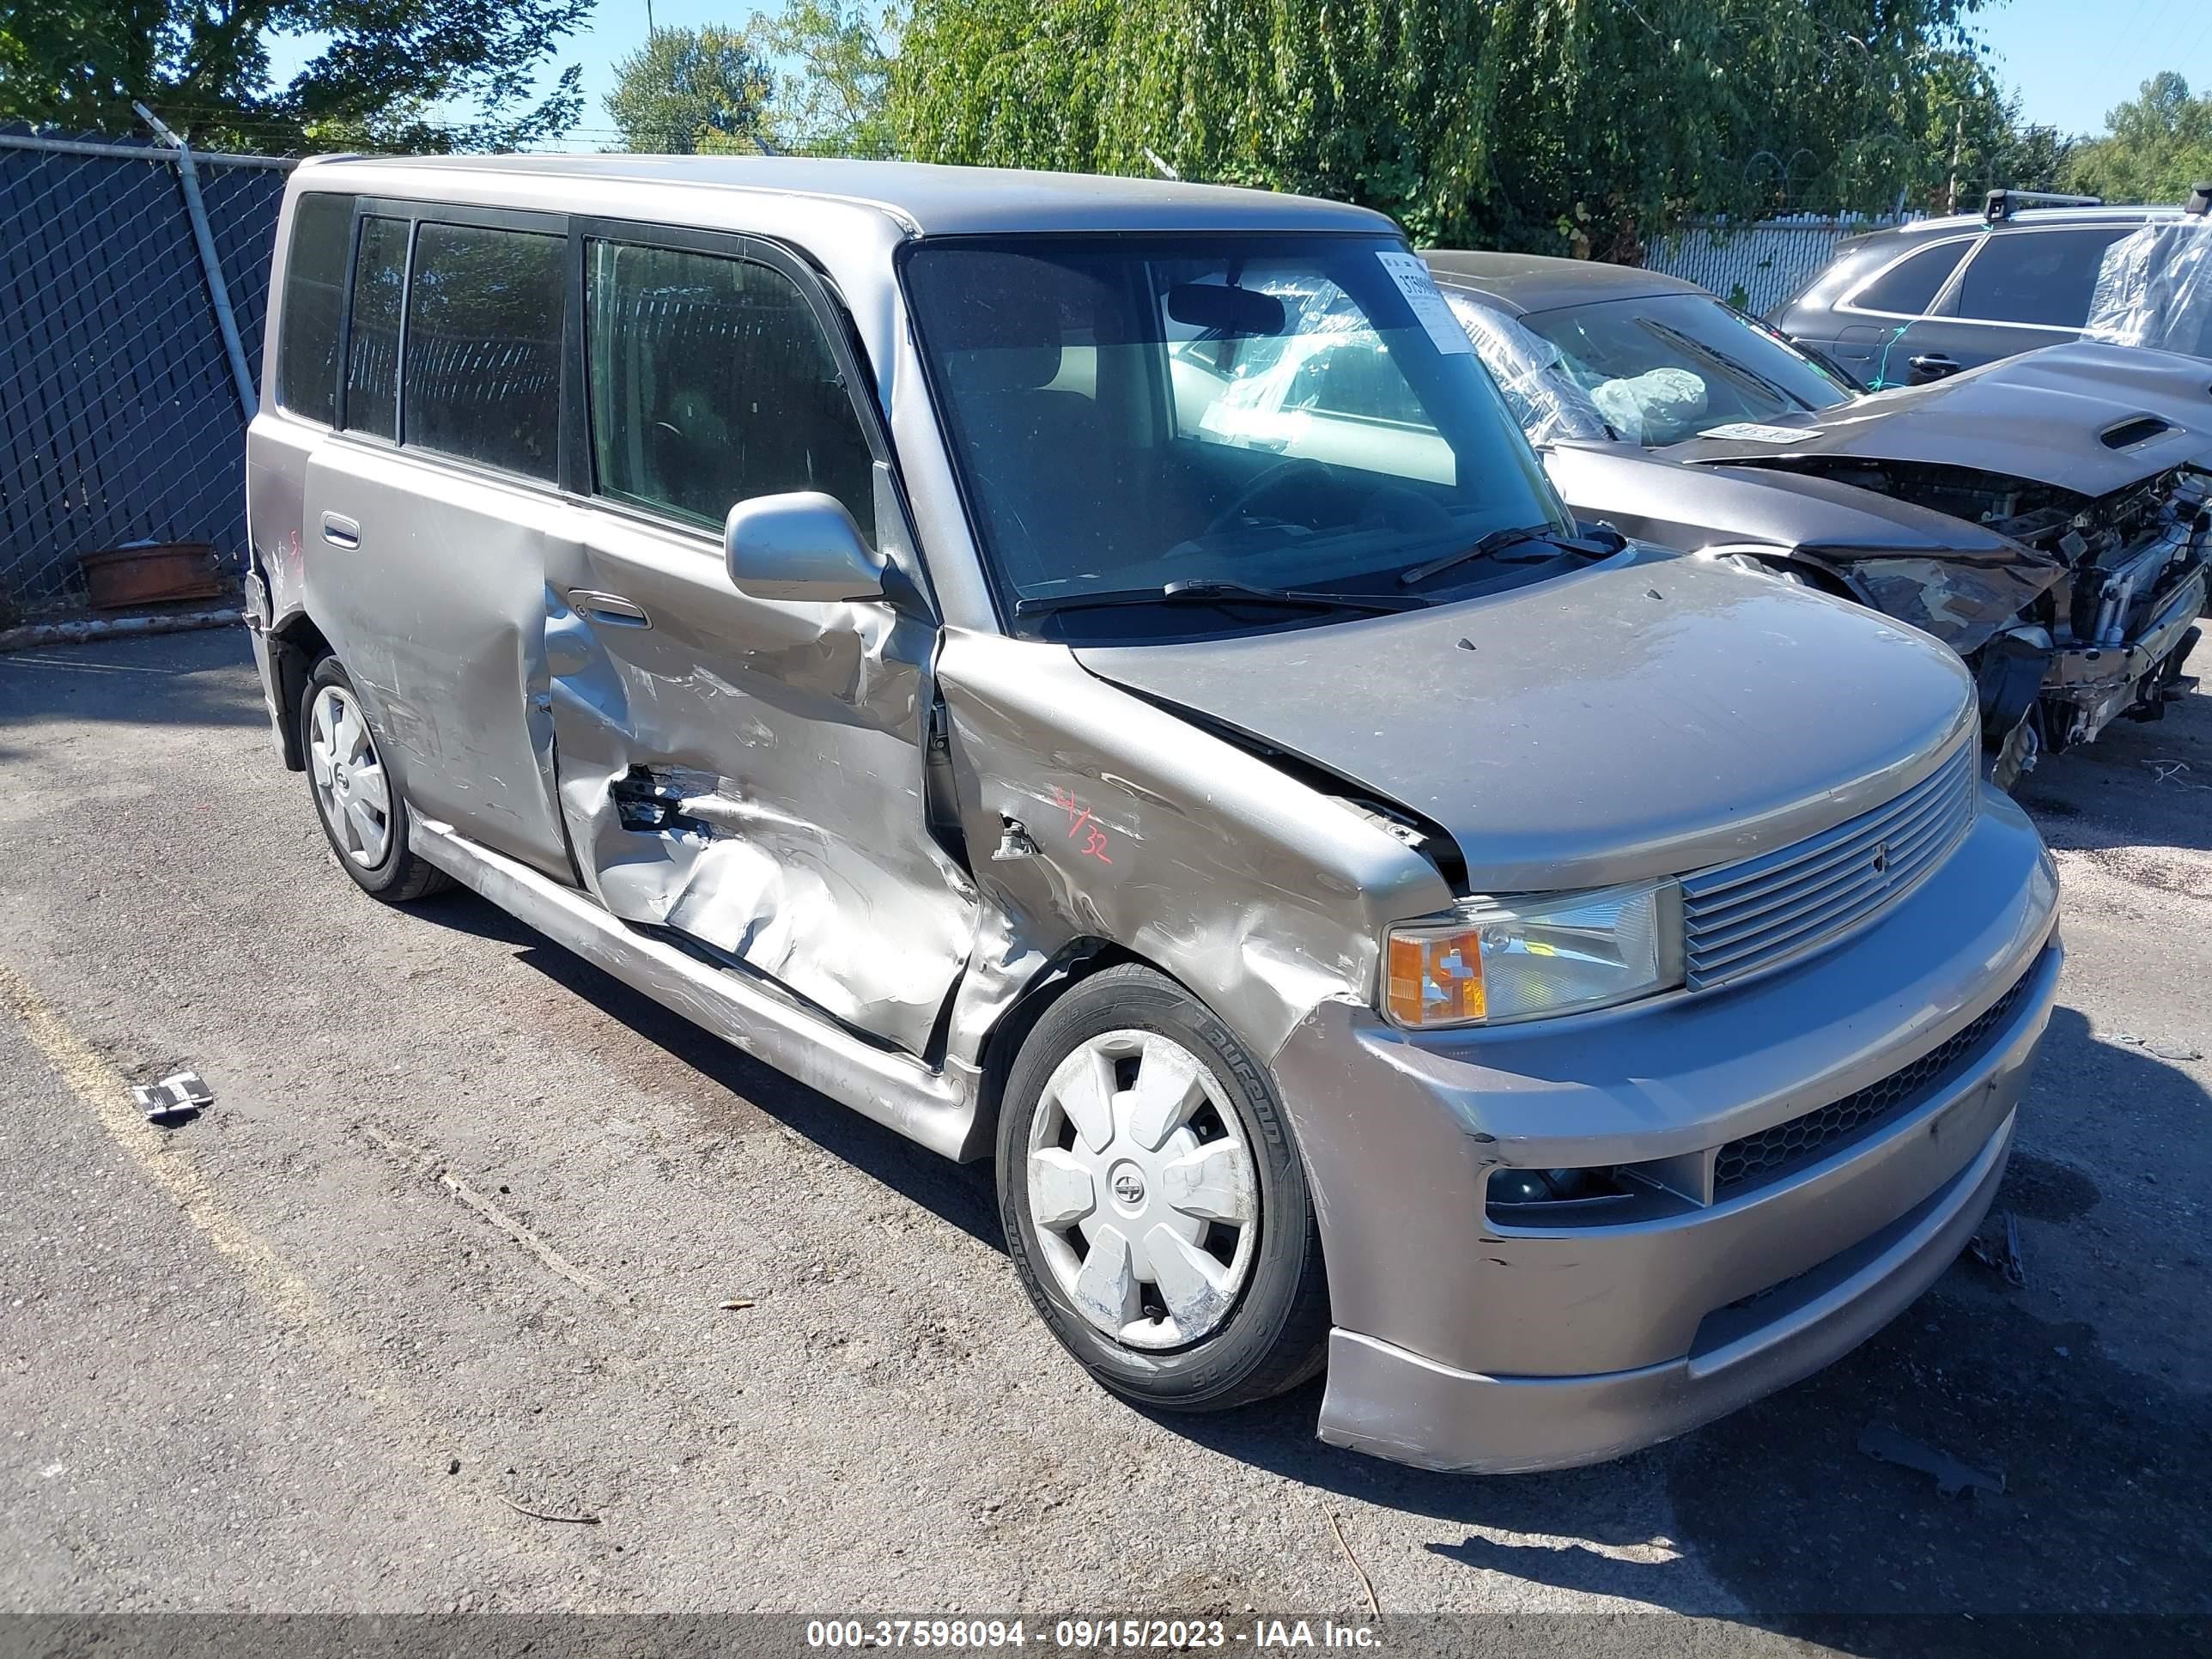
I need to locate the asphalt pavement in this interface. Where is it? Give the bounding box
[1,627,2207,1650]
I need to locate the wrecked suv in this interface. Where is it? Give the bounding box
[1424,253,2212,782]
[246,157,2060,1473]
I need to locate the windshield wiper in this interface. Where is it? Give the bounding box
[1398,524,1571,586]
[1016,578,1427,620]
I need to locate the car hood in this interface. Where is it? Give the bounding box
[1961,340,2212,439]
[1073,552,1975,890]
[1660,369,2210,498]
[1540,441,2064,653]
[1546,440,2028,554]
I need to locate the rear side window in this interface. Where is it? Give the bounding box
[276,192,353,423]
[584,240,876,538]
[343,216,407,441]
[1957,228,2136,327]
[1850,240,1970,316]
[403,224,566,481]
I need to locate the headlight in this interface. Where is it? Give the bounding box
[1383,878,1684,1028]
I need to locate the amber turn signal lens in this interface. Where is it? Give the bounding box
[1386,930,1486,1027]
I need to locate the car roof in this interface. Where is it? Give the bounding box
[293,154,1397,238]
[1420,249,1706,315]
[1844,204,2179,248]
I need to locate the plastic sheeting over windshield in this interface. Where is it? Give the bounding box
[1443,295,1617,444]
[2085,216,2212,359]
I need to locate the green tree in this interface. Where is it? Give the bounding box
[1913,52,2074,214]
[888,0,2001,255]
[2063,72,2212,204]
[0,0,588,152]
[604,24,775,154]
[750,0,898,157]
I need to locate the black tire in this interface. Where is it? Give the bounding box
[997,964,1330,1411]
[300,655,452,903]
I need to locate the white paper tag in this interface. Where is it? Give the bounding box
[1697,422,1813,444]
[1376,251,1474,356]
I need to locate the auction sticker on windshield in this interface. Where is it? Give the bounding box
[1376,250,1475,356]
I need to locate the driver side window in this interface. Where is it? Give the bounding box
[584,239,875,538]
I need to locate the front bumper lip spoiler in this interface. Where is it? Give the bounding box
[1316,1105,2016,1475]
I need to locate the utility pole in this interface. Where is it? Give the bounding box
[1946,101,1965,216]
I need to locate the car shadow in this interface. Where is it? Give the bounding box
[0,628,264,761]
[399,885,1007,1253]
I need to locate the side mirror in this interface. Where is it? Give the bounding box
[723,491,884,604]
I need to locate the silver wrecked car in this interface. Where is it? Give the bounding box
[243,156,2060,1473]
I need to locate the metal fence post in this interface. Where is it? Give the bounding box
[134,101,258,423]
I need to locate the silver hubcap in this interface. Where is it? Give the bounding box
[1026,1030,1259,1351]
[307,684,392,868]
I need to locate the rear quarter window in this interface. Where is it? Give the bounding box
[275,192,354,424]
[1848,240,1971,316]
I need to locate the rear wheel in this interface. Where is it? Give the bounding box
[997,965,1330,1411]
[301,657,451,902]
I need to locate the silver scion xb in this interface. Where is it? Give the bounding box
[244,156,2062,1473]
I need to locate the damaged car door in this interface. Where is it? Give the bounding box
[545,226,975,1056]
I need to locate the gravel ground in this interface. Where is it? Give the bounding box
[0,628,2207,1649]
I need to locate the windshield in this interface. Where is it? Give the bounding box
[1513,293,1856,447]
[901,234,1572,638]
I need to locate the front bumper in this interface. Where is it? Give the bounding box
[1272,787,2060,1474]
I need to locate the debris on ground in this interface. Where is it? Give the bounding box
[718,1297,757,1310]
[2103,1030,2204,1062]
[1968,1209,2028,1288]
[1856,1423,2006,1498]
[1320,1504,1381,1620]
[131,1070,213,1125]
[501,1495,600,1526]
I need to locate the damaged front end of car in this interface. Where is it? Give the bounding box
[1724,455,2211,781]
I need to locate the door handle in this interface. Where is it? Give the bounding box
[320,512,361,550]
[1908,354,1960,380]
[568,589,652,629]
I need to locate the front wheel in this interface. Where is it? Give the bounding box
[997,965,1330,1411]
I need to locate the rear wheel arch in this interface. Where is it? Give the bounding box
[266,611,332,771]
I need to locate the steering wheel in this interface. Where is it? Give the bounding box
[1201,458,1334,540]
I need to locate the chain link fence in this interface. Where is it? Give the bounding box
[0,128,295,618]
[1645,212,1919,319]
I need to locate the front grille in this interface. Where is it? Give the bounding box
[1680,741,1976,989]
[1713,967,2037,1196]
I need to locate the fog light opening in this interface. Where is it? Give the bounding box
[1486,1166,1629,1208]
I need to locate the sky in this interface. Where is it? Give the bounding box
[264,0,2212,154]
[1989,0,2212,134]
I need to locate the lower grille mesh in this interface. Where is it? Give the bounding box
[1713,969,2038,1197]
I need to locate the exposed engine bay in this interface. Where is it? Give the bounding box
[1733,454,2212,774]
